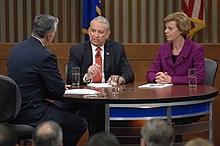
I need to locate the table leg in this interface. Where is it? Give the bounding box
[105,104,110,132]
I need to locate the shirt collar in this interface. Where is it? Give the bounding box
[31,33,44,46]
[91,44,104,52]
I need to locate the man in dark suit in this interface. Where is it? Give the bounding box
[66,16,134,85]
[56,16,134,135]
[7,14,87,146]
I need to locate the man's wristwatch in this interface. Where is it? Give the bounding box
[83,73,92,83]
[119,76,126,84]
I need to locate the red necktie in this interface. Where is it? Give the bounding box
[93,47,102,83]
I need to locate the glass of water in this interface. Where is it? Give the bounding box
[188,68,197,88]
[72,67,80,87]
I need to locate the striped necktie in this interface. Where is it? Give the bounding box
[93,47,102,83]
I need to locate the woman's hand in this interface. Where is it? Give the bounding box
[155,72,172,84]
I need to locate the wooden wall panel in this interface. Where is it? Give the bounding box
[1,0,220,43]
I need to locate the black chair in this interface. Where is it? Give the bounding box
[0,75,34,146]
[204,58,218,86]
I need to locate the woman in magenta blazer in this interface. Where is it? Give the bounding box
[146,12,205,85]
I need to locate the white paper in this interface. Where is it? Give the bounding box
[64,89,100,95]
[138,83,173,88]
[87,83,112,88]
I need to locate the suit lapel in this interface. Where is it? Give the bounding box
[165,43,174,66]
[104,40,112,73]
[84,41,93,66]
[164,39,192,67]
[175,38,192,66]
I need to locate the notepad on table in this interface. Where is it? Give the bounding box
[87,83,112,88]
[138,83,173,88]
[64,89,100,95]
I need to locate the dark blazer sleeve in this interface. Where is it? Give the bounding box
[41,54,65,99]
[66,43,92,85]
[67,46,78,85]
[104,40,134,83]
[118,44,134,83]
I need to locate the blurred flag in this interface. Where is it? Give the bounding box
[82,0,101,40]
[182,0,205,39]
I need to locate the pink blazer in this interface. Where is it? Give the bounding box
[146,37,205,84]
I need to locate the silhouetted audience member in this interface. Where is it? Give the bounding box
[0,124,17,146]
[184,138,212,146]
[33,121,63,146]
[140,119,174,146]
[86,132,120,146]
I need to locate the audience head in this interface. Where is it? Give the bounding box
[140,119,174,146]
[32,14,59,45]
[184,138,213,146]
[33,121,63,146]
[88,16,111,47]
[163,12,191,37]
[86,132,120,146]
[0,124,17,146]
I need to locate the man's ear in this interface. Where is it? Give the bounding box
[106,30,111,39]
[47,32,53,41]
[140,138,146,146]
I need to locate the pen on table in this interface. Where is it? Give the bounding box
[149,84,164,86]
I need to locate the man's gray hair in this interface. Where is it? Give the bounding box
[86,132,120,146]
[141,119,174,146]
[32,14,59,38]
[33,121,63,146]
[90,16,110,30]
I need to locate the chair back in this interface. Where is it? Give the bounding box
[204,58,218,86]
[66,63,68,77]
[0,75,21,122]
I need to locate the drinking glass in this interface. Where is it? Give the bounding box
[72,67,80,87]
[188,68,197,88]
[110,76,120,95]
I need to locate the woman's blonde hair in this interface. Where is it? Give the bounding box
[163,12,191,37]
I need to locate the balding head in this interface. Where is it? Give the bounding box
[33,121,63,146]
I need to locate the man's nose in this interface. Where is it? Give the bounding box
[94,31,99,37]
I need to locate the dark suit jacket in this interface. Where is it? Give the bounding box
[7,37,65,126]
[66,40,134,84]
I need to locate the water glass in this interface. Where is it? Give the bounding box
[188,68,197,88]
[72,67,80,86]
[110,77,120,95]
